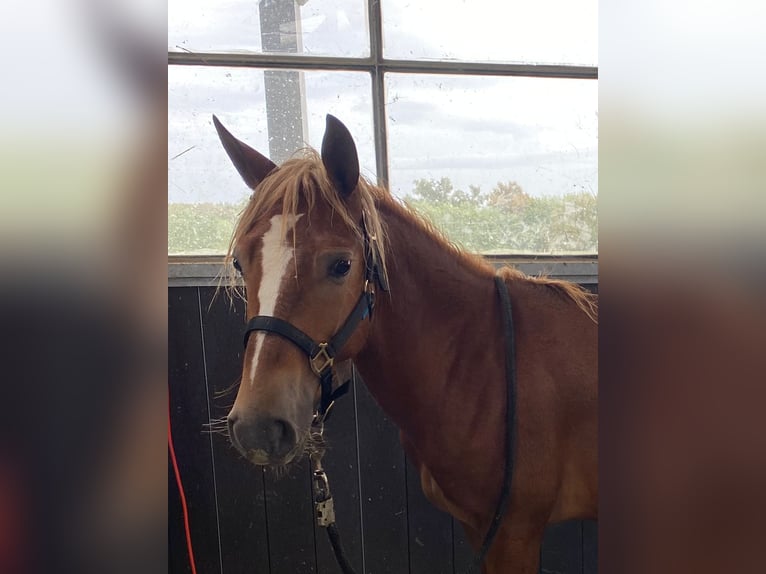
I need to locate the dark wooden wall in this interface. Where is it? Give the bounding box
[169,286,597,574]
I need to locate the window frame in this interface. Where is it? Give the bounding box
[169,254,598,287]
[168,0,598,279]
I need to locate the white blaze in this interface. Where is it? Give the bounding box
[249,214,302,387]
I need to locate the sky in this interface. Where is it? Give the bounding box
[168,0,597,205]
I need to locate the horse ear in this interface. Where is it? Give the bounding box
[213,115,276,190]
[321,114,360,198]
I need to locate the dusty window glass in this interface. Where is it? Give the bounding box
[169,0,369,58]
[168,66,374,255]
[168,1,597,257]
[382,0,597,66]
[386,74,598,254]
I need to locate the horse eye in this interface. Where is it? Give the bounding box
[329,259,351,278]
[232,258,242,274]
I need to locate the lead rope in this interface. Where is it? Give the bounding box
[464,275,517,573]
[311,451,358,574]
[310,380,358,574]
[310,275,516,574]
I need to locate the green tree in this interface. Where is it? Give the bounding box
[488,181,529,212]
[410,178,483,207]
[168,202,244,254]
[167,179,597,255]
[403,178,597,254]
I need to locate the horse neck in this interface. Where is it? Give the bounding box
[355,201,505,455]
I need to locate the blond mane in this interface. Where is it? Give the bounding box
[499,266,599,324]
[385,196,498,277]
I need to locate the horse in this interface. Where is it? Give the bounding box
[215,113,598,573]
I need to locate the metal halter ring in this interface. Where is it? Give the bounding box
[310,343,334,376]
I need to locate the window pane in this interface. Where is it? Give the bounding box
[169,66,374,255]
[386,74,597,254]
[382,0,597,66]
[169,0,369,58]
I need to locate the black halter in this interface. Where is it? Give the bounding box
[242,213,387,418]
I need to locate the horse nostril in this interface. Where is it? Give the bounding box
[264,418,295,458]
[268,419,293,449]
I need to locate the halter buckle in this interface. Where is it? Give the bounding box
[310,343,334,376]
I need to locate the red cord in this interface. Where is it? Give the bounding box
[168,399,198,574]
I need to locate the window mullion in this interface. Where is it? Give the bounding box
[368,0,389,188]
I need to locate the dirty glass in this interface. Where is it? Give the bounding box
[382,0,597,65]
[168,66,373,255]
[169,0,369,58]
[386,74,598,254]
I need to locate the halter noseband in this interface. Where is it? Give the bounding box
[241,213,387,419]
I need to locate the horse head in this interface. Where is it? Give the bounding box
[214,114,384,466]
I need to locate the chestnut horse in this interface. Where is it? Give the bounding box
[216,114,597,573]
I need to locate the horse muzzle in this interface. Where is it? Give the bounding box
[227,412,299,465]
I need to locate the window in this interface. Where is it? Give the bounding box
[168,0,597,256]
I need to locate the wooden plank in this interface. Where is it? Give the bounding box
[169,287,222,574]
[355,378,409,574]
[199,287,270,574]
[405,456,454,574]
[313,377,364,574]
[540,520,583,574]
[169,455,192,574]
[263,458,317,574]
[581,520,597,574]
